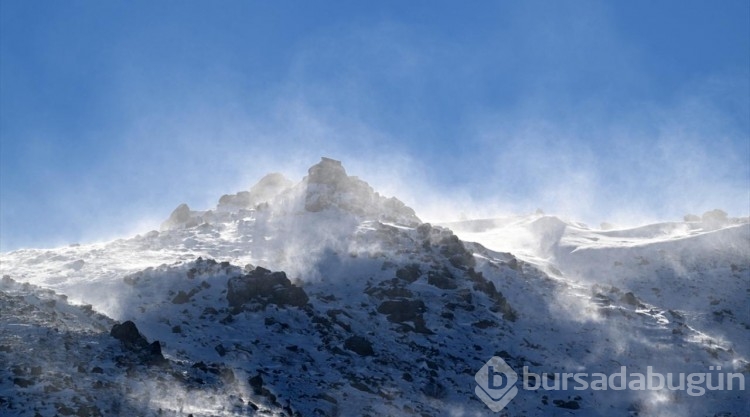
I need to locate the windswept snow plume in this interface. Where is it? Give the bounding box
[1,158,748,416]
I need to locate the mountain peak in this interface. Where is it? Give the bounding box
[302,157,420,225]
[160,157,420,231]
[306,157,348,186]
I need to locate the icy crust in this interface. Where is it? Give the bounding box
[161,157,420,232]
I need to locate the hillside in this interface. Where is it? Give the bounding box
[1,158,748,416]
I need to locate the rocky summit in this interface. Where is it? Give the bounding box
[1,158,748,417]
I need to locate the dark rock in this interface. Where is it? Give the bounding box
[472,320,497,329]
[456,288,472,304]
[439,235,475,269]
[110,321,148,349]
[427,269,457,290]
[56,404,76,416]
[365,278,414,299]
[171,290,192,304]
[505,258,520,271]
[316,393,338,404]
[202,307,219,316]
[423,379,446,399]
[149,341,162,356]
[553,399,580,409]
[75,405,102,417]
[148,341,167,366]
[377,299,426,323]
[344,336,374,356]
[621,292,639,306]
[275,286,309,307]
[249,374,264,395]
[13,377,34,387]
[302,158,420,224]
[227,267,309,309]
[395,264,422,283]
[412,316,434,335]
[416,223,432,239]
[110,321,165,365]
[192,361,209,372]
[44,383,63,393]
[91,367,103,374]
[307,157,348,185]
[468,269,517,321]
[350,380,374,393]
[215,344,227,357]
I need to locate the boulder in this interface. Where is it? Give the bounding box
[395,264,421,283]
[364,278,414,299]
[377,299,426,323]
[110,321,148,349]
[110,321,166,365]
[248,374,264,395]
[439,235,475,269]
[227,267,309,309]
[344,336,374,356]
[160,203,194,230]
[427,269,458,290]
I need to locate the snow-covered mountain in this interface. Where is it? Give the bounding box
[1,158,748,416]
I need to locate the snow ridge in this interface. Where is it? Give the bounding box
[1,158,748,417]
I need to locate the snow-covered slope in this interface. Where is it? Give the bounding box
[444,214,750,353]
[2,158,748,416]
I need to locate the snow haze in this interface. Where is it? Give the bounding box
[1,2,748,252]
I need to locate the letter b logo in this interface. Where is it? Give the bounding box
[475,356,519,412]
[488,366,510,390]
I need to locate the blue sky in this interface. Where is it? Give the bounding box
[1,0,748,250]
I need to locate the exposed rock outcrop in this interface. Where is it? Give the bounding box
[303,157,420,225]
[344,335,374,356]
[110,321,166,365]
[160,203,196,230]
[226,267,309,310]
